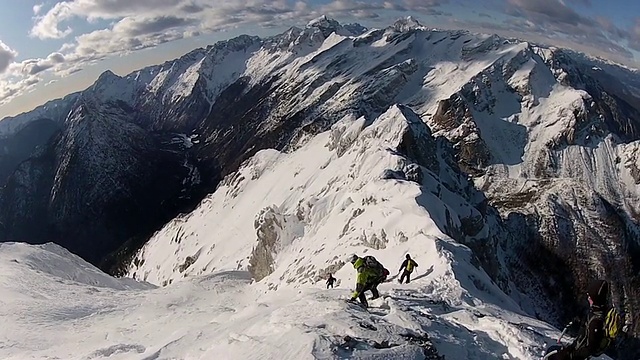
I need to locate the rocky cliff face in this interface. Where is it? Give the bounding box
[1,17,639,354]
[0,97,201,268]
[427,42,640,357]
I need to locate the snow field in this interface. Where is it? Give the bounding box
[2,241,607,360]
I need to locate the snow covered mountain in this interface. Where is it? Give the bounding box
[0,240,606,359]
[1,16,640,358]
[0,104,618,358]
[0,97,201,266]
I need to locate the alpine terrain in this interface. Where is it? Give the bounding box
[0,16,639,359]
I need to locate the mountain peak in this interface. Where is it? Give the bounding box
[392,16,425,32]
[97,69,119,81]
[5,17,640,359]
[305,15,366,37]
[205,34,261,54]
[306,15,340,29]
[86,69,136,105]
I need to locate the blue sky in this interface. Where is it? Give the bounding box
[0,0,639,119]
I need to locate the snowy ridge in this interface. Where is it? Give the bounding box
[2,19,532,137]
[122,105,609,359]
[129,105,468,289]
[427,38,640,218]
[4,240,592,360]
[0,243,151,297]
[2,17,640,358]
[0,106,611,359]
[391,16,427,32]
[0,94,78,138]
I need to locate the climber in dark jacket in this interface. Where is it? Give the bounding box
[398,254,418,284]
[544,279,611,360]
[326,273,336,289]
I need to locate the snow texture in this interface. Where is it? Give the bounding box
[1,17,637,360]
[119,106,611,359]
[2,241,612,360]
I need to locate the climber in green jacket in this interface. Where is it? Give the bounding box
[349,254,388,308]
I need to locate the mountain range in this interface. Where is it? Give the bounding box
[1,15,639,358]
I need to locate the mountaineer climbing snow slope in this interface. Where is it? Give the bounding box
[1,12,638,358]
[0,241,603,360]
[122,105,615,359]
[0,107,616,359]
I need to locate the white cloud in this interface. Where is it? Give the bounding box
[504,0,640,57]
[69,15,194,62]
[31,2,75,39]
[0,41,18,74]
[30,0,451,41]
[32,0,331,70]
[0,48,65,106]
[23,0,640,81]
[59,42,77,53]
[0,76,41,106]
[321,0,380,12]
[16,52,66,76]
[114,15,196,37]
[33,3,44,15]
[30,0,188,39]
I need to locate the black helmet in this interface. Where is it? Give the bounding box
[587,279,609,307]
[350,254,359,264]
[406,254,411,259]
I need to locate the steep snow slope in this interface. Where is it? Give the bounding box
[4,241,609,359]
[129,106,482,291]
[122,105,615,359]
[428,40,640,337]
[0,243,151,294]
[2,16,639,352]
[2,16,613,273]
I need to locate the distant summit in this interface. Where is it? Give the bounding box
[306,15,340,29]
[392,16,426,32]
[305,15,367,37]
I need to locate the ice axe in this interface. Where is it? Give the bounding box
[557,321,573,344]
[542,321,573,359]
